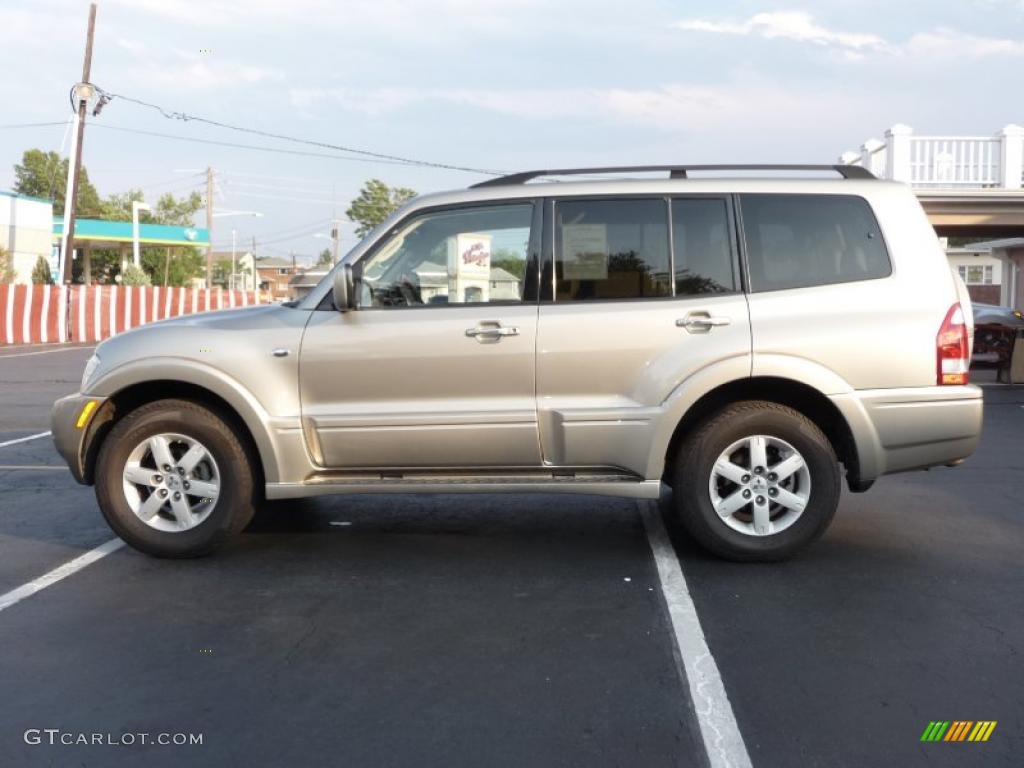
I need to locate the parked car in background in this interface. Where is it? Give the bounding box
[52,164,983,562]
[971,303,1024,368]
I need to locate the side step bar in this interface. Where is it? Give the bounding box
[265,470,662,500]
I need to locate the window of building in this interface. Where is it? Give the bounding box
[958,264,993,285]
[554,199,671,301]
[740,194,891,292]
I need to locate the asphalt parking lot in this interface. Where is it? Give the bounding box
[1,345,1021,768]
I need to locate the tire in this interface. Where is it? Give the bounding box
[672,400,840,562]
[95,399,257,558]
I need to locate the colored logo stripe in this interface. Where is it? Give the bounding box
[921,721,996,742]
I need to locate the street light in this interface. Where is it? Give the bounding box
[131,200,151,269]
[213,210,262,290]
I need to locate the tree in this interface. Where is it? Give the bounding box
[120,263,151,286]
[346,179,416,238]
[31,255,53,284]
[0,246,14,283]
[13,148,103,217]
[316,248,333,267]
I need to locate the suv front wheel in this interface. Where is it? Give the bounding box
[95,399,257,558]
[672,401,841,561]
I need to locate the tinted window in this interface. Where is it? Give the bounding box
[359,204,533,307]
[672,198,736,295]
[740,194,890,292]
[554,199,670,301]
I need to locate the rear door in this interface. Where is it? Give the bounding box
[535,196,752,476]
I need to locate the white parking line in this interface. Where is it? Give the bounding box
[0,344,94,359]
[640,500,753,768]
[0,539,125,613]
[0,431,52,448]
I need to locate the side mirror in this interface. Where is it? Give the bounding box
[332,264,356,312]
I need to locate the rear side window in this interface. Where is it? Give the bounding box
[740,194,890,292]
[672,198,737,295]
[554,199,671,300]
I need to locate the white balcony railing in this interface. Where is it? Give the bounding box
[841,124,1023,189]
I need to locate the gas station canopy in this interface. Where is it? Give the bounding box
[53,218,210,248]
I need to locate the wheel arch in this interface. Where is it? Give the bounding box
[658,376,868,493]
[82,375,276,489]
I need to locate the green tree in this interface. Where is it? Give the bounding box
[346,179,416,238]
[0,246,14,283]
[13,148,103,217]
[120,263,151,286]
[316,248,333,267]
[31,255,53,284]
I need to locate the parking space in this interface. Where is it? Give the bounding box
[1,348,1020,767]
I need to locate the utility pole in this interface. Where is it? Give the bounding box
[61,3,98,284]
[205,166,214,287]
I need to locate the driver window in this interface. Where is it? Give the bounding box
[359,203,534,308]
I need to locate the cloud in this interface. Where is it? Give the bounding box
[674,11,1024,59]
[905,28,1024,57]
[117,49,283,93]
[288,82,864,136]
[674,12,890,53]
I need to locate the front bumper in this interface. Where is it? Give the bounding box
[51,393,107,485]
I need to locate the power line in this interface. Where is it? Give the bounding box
[89,123,421,167]
[0,121,69,130]
[93,86,504,176]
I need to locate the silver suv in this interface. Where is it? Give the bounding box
[52,165,984,561]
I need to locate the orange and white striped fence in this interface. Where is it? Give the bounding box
[0,285,261,346]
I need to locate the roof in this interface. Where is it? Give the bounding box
[0,189,53,205]
[254,257,297,268]
[52,218,210,247]
[954,237,1024,251]
[209,250,254,263]
[288,269,328,287]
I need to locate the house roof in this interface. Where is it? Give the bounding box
[210,250,254,263]
[254,257,297,268]
[288,269,329,287]
[955,237,1024,251]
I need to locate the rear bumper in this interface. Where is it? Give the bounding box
[50,393,106,485]
[831,385,983,483]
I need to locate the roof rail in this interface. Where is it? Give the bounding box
[471,164,875,188]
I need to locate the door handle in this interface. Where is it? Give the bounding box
[676,313,731,332]
[465,324,520,340]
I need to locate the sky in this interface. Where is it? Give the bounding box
[1,0,1022,262]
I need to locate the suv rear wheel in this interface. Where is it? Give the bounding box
[95,399,256,558]
[672,401,840,561]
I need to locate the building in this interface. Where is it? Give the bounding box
[946,238,1024,308]
[1,191,54,283]
[209,250,256,291]
[254,256,302,301]
[288,268,329,301]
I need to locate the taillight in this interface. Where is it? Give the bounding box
[937,303,970,385]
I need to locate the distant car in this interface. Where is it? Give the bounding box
[971,303,1024,368]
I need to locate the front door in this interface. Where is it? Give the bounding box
[299,201,542,469]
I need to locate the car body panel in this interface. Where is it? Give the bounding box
[298,305,542,468]
[51,175,984,502]
[536,293,751,475]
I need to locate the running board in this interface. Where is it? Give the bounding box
[266,470,661,500]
